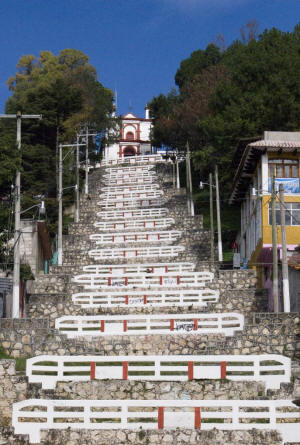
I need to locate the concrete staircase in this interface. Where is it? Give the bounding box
[0,157,299,444]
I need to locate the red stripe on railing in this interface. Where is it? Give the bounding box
[158,407,164,429]
[188,361,194,380]
[165,266,168,273]
[135,250,138,257]
[122,361,128,380]
[220,361,227,379]
[108,277,111,286]
[160,276,163,285]
[123,320,127,332]
[194,319,198,331]
[170,319,174,331]
[90,362,96,380]
[195,407,201,430]
[144,295,147,304]
[100,320,105,332]
[177,276,180,284]
[125,277,128,286]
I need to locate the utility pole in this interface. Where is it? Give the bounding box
[75,135,80,223]
[279,184,290,312]
[186,142,194,216]
[209,172,215,264]
[58,143,63,266]
[0,112,42,318]
[85,126,89,195]
[215,165,223,262]
[271,175,279,312]
[176,155,180,189]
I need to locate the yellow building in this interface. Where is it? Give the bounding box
[230,132,300,308]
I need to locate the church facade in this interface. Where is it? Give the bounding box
[104,108,152,160]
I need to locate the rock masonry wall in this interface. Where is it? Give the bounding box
[0,160,299,444]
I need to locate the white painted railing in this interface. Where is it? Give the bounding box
[104,165,154,174]
[73,271,213,289]
[101,154,163,166]
[55,312,244,337]
[13,399,299,443]
[89,230,181,245]
[99,190,163,201]
[82,262,195,275]
[98,197,166,209]
[103,171,155,180]
[97,208,169,220]
[101,184,160,193]
[105,176,154,185]
[94,217,175,231]
[88,245,185,259]
[72,288,218,308]
[26,354,291,390]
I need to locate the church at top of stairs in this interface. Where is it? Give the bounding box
[104,106,152,160]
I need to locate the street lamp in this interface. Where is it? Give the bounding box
[58,142,85,266]
[199,166,223,263]
[0,112,42,318]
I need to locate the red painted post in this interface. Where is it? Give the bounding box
[144,295,147,304]
[100,320,105,332]
[165,266,168,273]
[90,362,96,380]
[177,276,180,285]
[123,320,127,332]
[220,361,227,379]
[125,277,128,286]
[170,319,174,331]
[108,277,111,286]
[188,361,194,380]
[159,276,163,285]
[195,407,201,430]
[158,407,164,429]
[135,250,138,257]
[193,319,198,331]
[125,295,129,305]
[123,361,128,379]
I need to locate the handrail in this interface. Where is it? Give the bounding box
[26,353,291,389]
[99,190,163,201]
[72,271,213,289]
[101,184,160,192]
[101,154,163,166]
[94,217,175,231]
[98,197,166,209]
[88,245,185,259]
[82,262,195,274]
[72,288,219,308]
[105,176,154,185]
[13,399,299,443]
[104,165,154,174]
[55,312,244,337]
[89,230,181,245]
[97,208,169,220]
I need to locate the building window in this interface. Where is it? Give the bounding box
[268,159,299,178]
[269,202,300,226]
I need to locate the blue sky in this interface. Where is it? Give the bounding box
[0,0,299,117]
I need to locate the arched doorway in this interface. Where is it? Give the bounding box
[123,146,136,157]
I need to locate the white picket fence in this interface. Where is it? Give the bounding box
[105,176,154,185]
[72,289,219,308]
[98,197,166,209]
[88,245,185,260]
[94,217,175,231]
[101,154,163,166]
[97,208,169,220]
[82,262,195,275]
[100,190,163,201]
[89,230,181,245]
[55,313,244,337]
[73,271,213,289]
[13,399,299,443]
[101,184,160,193]
[26,353,291,390]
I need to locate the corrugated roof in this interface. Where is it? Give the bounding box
[249,140,300,149]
